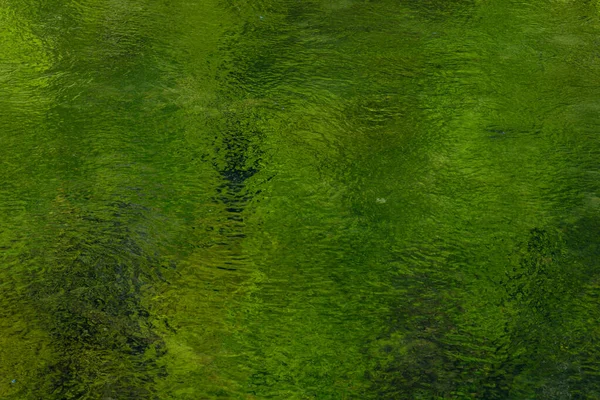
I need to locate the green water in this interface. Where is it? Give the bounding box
[2,0,600,398]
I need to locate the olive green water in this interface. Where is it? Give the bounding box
[2,0,600,398]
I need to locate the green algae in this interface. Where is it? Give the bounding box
[2,0,600,398]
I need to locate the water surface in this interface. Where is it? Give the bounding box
[1,0,600,398]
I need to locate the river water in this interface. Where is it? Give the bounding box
[1,0,600,398]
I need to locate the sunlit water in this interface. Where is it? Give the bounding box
[2,0,600,398]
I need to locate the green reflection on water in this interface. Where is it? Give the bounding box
[1,0,600,398]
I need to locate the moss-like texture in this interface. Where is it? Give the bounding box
[2,0,600,398]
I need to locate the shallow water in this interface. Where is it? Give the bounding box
[2,0,600,398]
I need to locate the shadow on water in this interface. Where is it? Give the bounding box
[202,11,268,272]
[214,111,261,228]
[207,107,263,276]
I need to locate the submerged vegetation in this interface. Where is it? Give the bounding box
[1,0,600,398]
